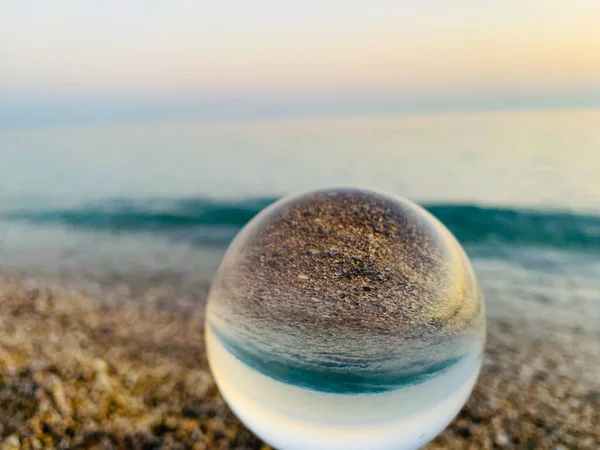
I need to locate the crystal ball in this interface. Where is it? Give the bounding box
[206,188,485,450]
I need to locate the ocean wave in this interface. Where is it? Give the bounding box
[3,197,599,252]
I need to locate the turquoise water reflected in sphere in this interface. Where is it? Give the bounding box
[206,188,485,450]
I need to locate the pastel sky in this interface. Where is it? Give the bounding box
[2,0,600,125]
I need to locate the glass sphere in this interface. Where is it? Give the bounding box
[206,188,485,450]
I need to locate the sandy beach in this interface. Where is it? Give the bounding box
[0,275,598,449]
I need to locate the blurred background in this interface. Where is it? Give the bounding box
[0,1,599,448]
[1,0,599,316]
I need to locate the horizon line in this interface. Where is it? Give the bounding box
[1,95,599,130]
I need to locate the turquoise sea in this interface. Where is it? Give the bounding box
[1,108,599,330]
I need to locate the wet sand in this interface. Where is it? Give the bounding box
[0,275,598,449]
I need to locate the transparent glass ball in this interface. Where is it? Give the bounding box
[206,188,485,450]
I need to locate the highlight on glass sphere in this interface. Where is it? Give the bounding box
[205,187,485,450]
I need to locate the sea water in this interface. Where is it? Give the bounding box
[206,326,480,450]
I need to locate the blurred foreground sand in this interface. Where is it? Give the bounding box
[0,276,598,449]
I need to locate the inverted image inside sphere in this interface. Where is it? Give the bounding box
[207,188,485,394]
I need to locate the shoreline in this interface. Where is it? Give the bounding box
[0,275,598,449]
